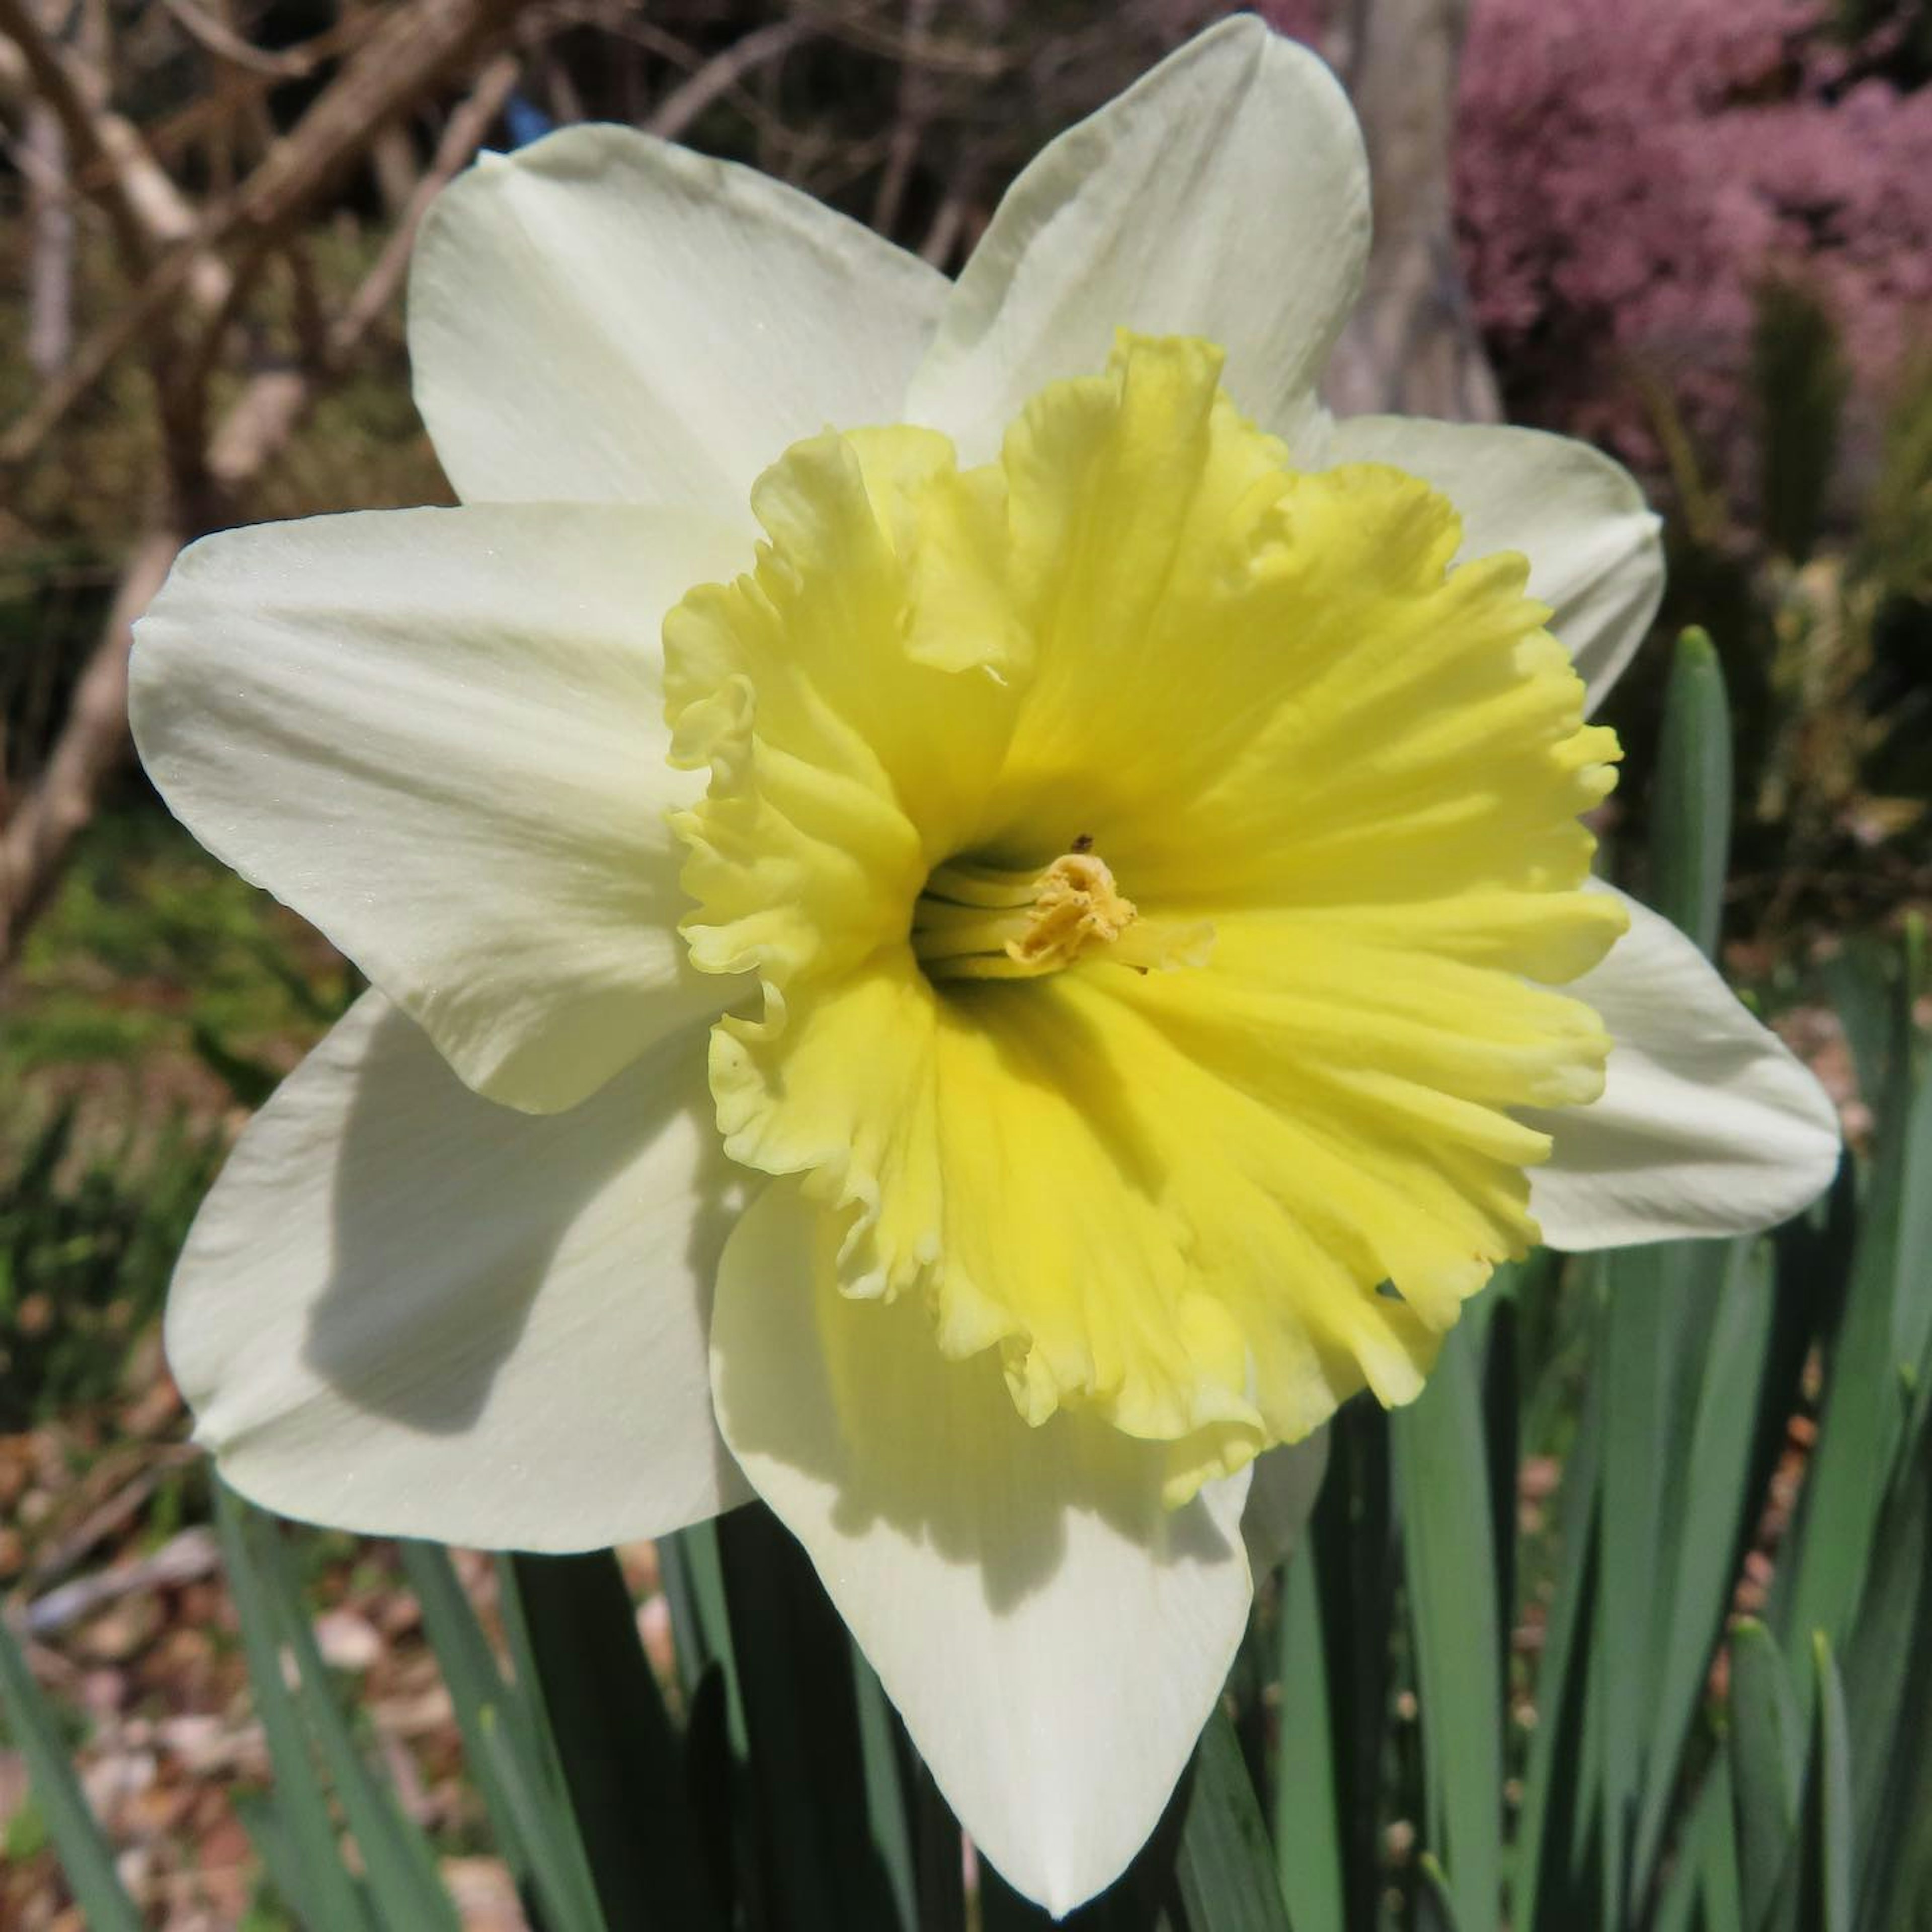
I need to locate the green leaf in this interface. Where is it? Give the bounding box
[399,1540,605,1932]
[716,1503,902,1931]
[1416,1853,1466,1932]
[1775,957,1931,1707]
[248,1510,460,1932]
[659,1519,746,1755]
[1729,1619,1805,1932]
[1514,1380,1602,1932]
[0,1606,144,1932]
[1271,1543,1344,1932]
[508,1550,722,1932]
[1809,1635,1854,1932]
[1649,625,1733,959]
[1840,1394,1932,1932]
[1174,1707,1292,1932]
[1655,1759,1743,1932]
[852,1645,919,1932]
[1597,1248,1670,1925]
[1818,945,1895,1115]
[1309,1402,1395,1932]
[1633,1241,1778,1892]
[1698,1760,1746,1932]
[1392,1323,1501,1932]
[213,1486,373,1932]
[229,1790,332,1929]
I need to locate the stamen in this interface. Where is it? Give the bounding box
[913,850,1214,982]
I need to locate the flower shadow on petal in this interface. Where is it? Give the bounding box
[712,1178,1243,1621]
[300,1003,742,1508]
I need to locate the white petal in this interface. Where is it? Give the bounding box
[169,994,750,1551]
[1325,416,1664,712]
[1242,1430,1330,1578]
[131,503,749,1114]
[709,1181,1253,1916]
[1528,890,1842,1248]
[905,17,1367,461]
[410,124,949,512]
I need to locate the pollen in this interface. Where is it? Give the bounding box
[911,850,1215,981]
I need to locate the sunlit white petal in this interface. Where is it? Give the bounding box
[1529,890,1842,1247]
[1325,415,1664,711]
[411,125,949,512]
[169,995,749,1550]
[906,17,1367,461]
[131,504,748,1114]
[709,1180,1253,1917]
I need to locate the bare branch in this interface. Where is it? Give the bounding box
[24,96,72,375]
[160,0,319,79]
[0,0,214,286]
[0,1,529,963]
[330,52,521,356]
[1,0,521,474]
[206,49,523,490]
[870,0,937,237]
[644,15,812,142]
[0,529,179,960]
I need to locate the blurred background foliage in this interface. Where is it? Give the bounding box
[1,0,1929,1927]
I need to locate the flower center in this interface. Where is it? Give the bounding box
[911,848,1215,981]
[663,331,1627,1496]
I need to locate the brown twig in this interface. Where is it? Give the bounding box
[643,14,812,141]
[160,0,320,78]
[0,528,180,960]
[0,0,528,965]
[0,0,215,287]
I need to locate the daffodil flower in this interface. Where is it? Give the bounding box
[130,18,1840,1913]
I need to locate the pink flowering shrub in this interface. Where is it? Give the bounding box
[1455,0,1932,495]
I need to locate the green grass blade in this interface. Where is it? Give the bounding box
[1633,1240,1778,1891]
[1843,1391,1932,1932]
[1810,1635,1855,1932]
[852,1645,919,1932]
[0,1607,144,1932]
[1729,1619,1805,1932]
[716,1503,901,1931]
[1598,1248,1670,1925]
[1416,1853,1466,1932]
[1481,1282,1527,1700]
[229,1789,348,1928]
[659,1519,746,1755]
[1818,946,1895,1126]
[1695,1760,1745,1932]
[1272,1543,1344,1932]
[1649,625,1734,958]
[1775,971,1925,1695]
[398,1544,538,1853]
[213,1485,373,1932]
[1309,1402,1395,1932]
[1392,1323,1501,1932]
[1173,1707,1292,1932]
[1652,1765,1739,1932]
[399,1540,605,1932]
[508,1550,722,1932]
[1515,1379,1602,1932]
[248,1511,460,1932]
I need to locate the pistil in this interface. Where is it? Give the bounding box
[912,850,1214,981]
